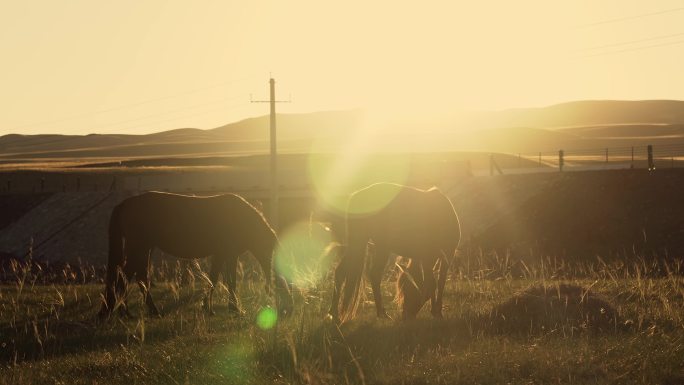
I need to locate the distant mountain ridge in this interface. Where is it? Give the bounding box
[471,100,684,129]
[1,100,683,159]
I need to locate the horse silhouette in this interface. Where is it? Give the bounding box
[328,183,460,322]
[98,191,292,318]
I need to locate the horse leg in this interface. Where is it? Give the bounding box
[431,256,449,318]
[118,259,136,318]
[369,247,391,319]
[224,255,241,314]
[206,257,224,316]
[328,247,352,320]
[124,243,159,317]
[137,248,160,317]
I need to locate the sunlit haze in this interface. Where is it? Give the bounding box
[2,1,684,135]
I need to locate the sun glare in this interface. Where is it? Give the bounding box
[306,117,412,214]
[274,220,335,289]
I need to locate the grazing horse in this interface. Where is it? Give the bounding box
[98,191,292,318]
[328,183,460,322]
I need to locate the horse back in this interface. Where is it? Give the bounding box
[114,192,270,257]
[347,184,460,254]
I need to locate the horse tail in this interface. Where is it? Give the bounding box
[337,216,368,322]
[100,203,125,316]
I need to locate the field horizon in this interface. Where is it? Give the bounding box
[3,100,684,166]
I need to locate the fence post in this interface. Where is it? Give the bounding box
[647,145,654,170]
[538,152,542,167]
[631,147,634,169]
[558,150,564,172]
[605,148,608,163]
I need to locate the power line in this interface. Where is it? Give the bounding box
[577,31,684,52]
[8,73,260,131]
[580,38,684,58]
[94,100,254,135]
[578,6,684,28]
[88,94,244,133]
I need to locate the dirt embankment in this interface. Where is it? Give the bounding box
[1,169,683,265]
[0,193,52,231]
[465,169,684,260]
[0,192,130,263]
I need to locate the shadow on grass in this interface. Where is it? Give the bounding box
[259,315,475,384]
[0,286,220,364]
[259,283,651,384]
[0,315,182,364]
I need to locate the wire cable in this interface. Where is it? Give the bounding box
[8,73,260,132]
[577,6,684,28]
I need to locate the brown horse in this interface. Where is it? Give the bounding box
[328,183,460,322]
[98,191,292,318]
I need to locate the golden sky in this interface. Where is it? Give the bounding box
[1,1,684,135]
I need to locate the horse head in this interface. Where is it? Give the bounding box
[396,261,433,320]
[253,236,294,318]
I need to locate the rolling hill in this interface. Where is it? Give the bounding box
[1,100,684,162]
[467,99,684,129]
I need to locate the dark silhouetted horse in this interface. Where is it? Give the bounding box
[98,191,292,318]
[328,183,460,322]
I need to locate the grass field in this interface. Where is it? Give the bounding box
[1,255,683,385]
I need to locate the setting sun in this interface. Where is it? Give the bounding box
[2,1,684,135]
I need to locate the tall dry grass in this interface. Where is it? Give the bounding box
[0,248,683,384]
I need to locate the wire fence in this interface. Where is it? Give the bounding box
[489,142,684,175]
[1,143,683,193]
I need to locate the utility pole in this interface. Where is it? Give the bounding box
[251,78,290,230]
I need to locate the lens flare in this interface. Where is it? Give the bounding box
[275,220,336,288]
[256,307,278,330]
[307,146,410,215]
[306,115,411,215]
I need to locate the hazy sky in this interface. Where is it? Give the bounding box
[1,1,684,135]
